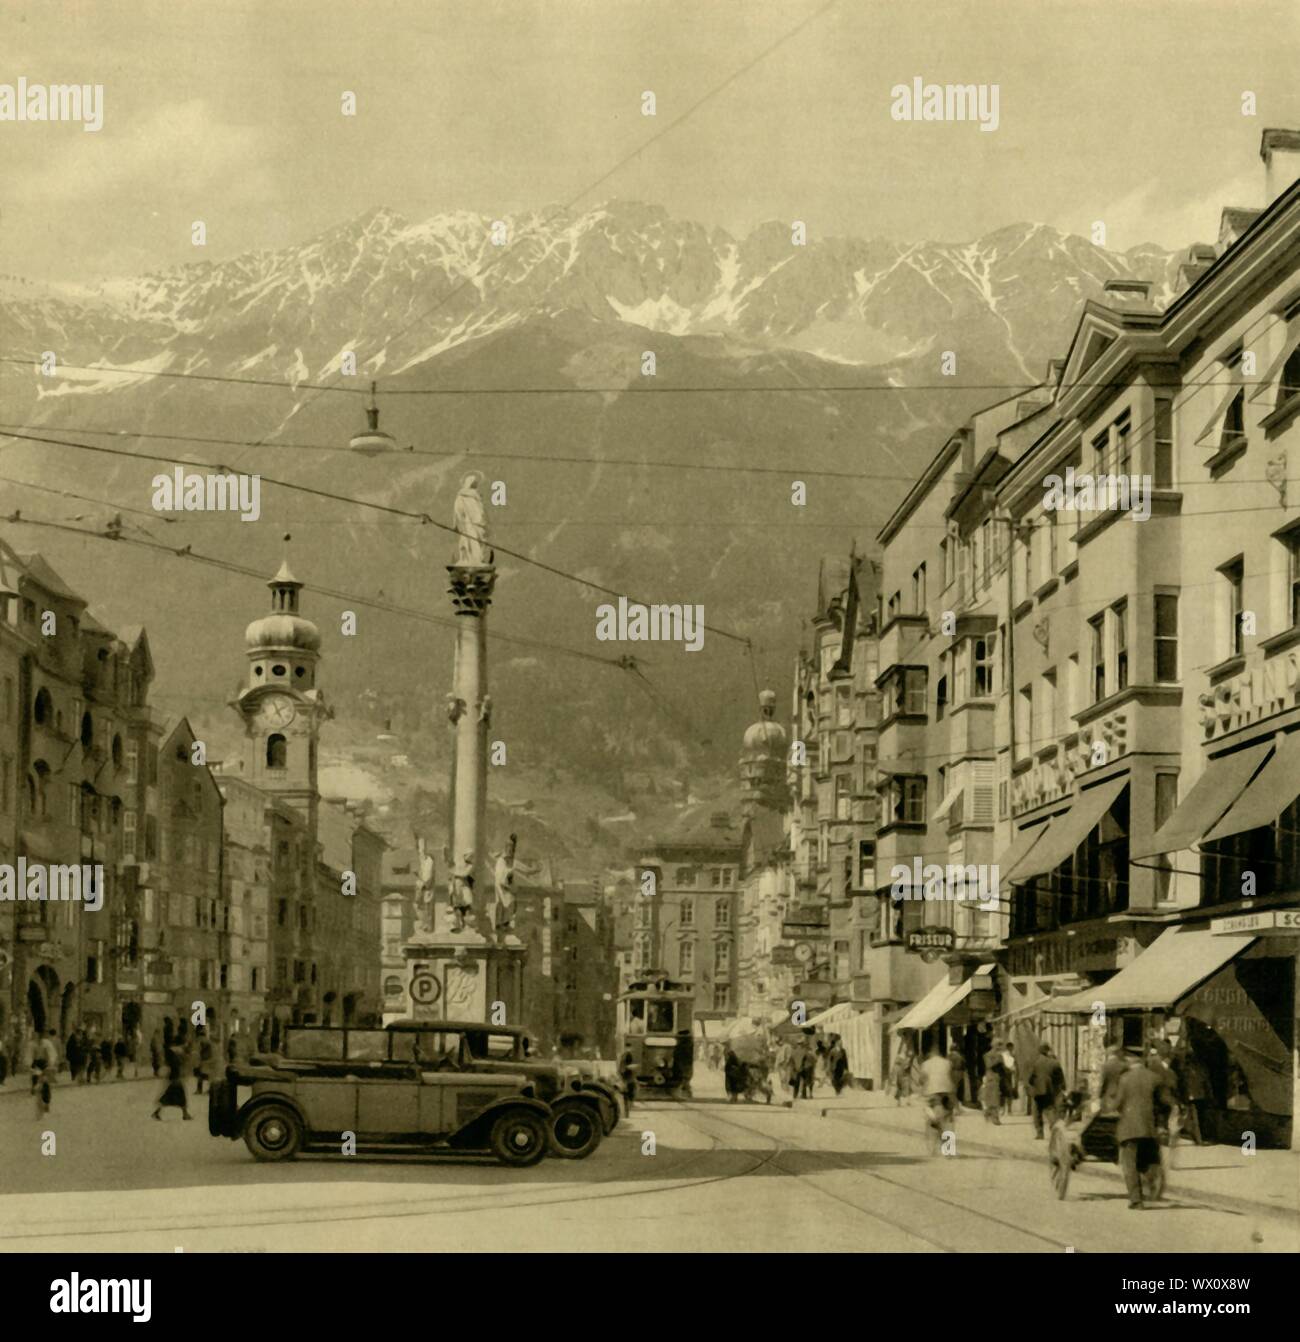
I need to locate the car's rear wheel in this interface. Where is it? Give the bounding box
[489,1108,548,1167]
[243,1104,303,1162]
[548,1101,602,1159]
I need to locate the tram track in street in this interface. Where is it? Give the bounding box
[670,1099,1080,1253]
[0,1113,783,1244]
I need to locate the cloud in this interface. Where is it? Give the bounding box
[1088,166,1264,253]
[21,98,271,206]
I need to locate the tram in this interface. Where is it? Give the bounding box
[617,975,695,1095]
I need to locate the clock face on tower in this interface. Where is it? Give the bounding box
[258,694,296,728]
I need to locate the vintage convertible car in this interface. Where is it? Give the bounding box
[208,1026,552,1166]
[386,1021,621,1157]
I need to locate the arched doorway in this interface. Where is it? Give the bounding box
[27,979,46,1034]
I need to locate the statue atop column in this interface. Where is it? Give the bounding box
[453,472,493,567]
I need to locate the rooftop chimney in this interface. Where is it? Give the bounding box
[1261,128,1300,203]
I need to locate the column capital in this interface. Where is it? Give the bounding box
[447,565,497,615]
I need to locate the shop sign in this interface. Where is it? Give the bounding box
[1209,909,1300,935]
[782,921,830,942]
[1006,931,1133,978]
[906,926,955,956]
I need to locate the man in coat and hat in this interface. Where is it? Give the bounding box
[1115,1049,1177,1210]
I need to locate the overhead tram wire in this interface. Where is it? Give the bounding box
[0,427,754,648]
[0,509,655,673]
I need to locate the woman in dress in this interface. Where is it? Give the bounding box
[152,1042,193,1121]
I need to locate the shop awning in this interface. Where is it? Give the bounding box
[1202,731,1300,844]
[1132,741,1273,858]
[807,1001,859,1029]
[996,819,1053,883]
[1046,926,1256,1013]
[892,963,995,1033]
[1009,777,1127,881]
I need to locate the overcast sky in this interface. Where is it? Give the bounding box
[3,0,1299,281]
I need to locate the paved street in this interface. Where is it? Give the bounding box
[2,1072,1295,1253]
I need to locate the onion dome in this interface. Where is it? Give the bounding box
[244,559,321,652]
[740,689,789,815]
[743,688,787,755]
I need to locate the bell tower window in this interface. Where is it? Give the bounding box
[266,734,288,769]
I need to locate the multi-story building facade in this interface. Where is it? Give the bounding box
[987,133,1300,1147]
[150,717,225,1040]
[214,773,277,1043]
[0,545,142,1048]
[786,558,883,1020]
[634,807,740,1020]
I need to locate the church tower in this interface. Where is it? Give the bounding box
[232,557,331,831]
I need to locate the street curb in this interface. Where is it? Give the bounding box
[817,1104,1300,1223]
[0,1074,162,1100]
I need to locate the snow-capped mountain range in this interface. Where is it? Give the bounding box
[0,201,1182,782]
[3,200,1180,390]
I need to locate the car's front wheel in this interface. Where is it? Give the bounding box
[489,1108,548,1167]
[243,1104,303,1162]
[548,1100,602,1159]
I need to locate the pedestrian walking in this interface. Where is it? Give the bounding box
[947,1042,967,1108]
[66,1029,84,1083]
[1027,1042,1065,1139]
[1099,1041,1126,1111]
[149,1031,162,1078]
[40,1029,61,1077]
[99,1036,113,1081]
[918,1046,956,1154]
[114,1036,129,1081]
[152,1043,193,1121]
[724,1047,744,1103]
[194,1027,213,1094]
[84,1037,101,1084]
[1000,1040,1017,1109]
[1174,1041,1211,1146]
[0,1034,8,1086]
[798,1040,816,1099]
[828,1035,850,1096]
[225,1034,239,1067]
[889,1046,912,1105]
[980,1041,1004,1124]
[31,1056,52,1117]
[1115,1050,1176,1210]
[618,1049,637,1116]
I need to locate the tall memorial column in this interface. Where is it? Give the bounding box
[400,474,525,1026]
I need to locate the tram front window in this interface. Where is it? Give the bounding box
[647,1002,675,1033]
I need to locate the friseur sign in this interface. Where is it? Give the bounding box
[906,926,955,956]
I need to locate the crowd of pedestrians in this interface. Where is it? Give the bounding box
[1,1020,239,1121]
